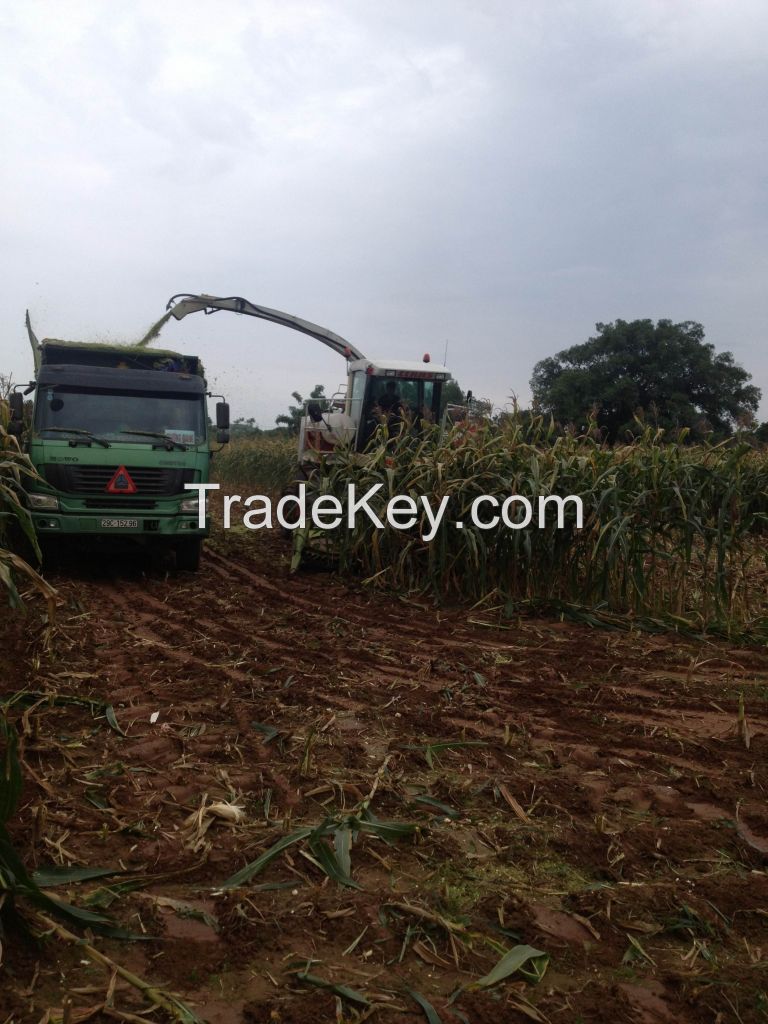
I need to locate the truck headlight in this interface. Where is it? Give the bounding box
[180,495,208,513]
[28,493,59,511]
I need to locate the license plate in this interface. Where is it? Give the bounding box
[100,518,139,529]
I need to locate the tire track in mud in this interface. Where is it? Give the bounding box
[97,583,259,686]
[73,575,303,808]
[200,554,472,689]
[61,558,768,789]
[108,574,412,688]
[205,548,497,651]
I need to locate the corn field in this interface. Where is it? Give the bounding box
[213,435,296,494]
[220,421,768,638]
[0,391,56,613]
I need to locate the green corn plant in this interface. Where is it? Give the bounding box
[0,401,57,615]
[295,414,768,638]
[213,436,296,494]
[218,810,419,890]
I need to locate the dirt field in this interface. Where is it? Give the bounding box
[3,526,768,1024]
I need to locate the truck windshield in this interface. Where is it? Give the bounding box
[36,386,206,445]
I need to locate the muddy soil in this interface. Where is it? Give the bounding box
[2,526,767,1023]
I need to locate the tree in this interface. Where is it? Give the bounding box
[230,417,263,440]
[530,319,761,441]
[275,385,326,435]
[437,378,468,418]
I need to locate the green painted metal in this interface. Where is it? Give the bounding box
[24,336,214,556]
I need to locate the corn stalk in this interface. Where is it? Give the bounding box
[0,398,56,616]
[306,417,768,637]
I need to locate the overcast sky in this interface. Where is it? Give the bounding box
[1,0,766,424]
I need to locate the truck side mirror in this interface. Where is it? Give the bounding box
[9,392,24,420]
[216,402,230,429]
[307,401,324,423]
[217,429,230,445]
[7,420,23,437]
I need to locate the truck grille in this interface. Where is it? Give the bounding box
[42,465,196,496]
[83,498,158,509]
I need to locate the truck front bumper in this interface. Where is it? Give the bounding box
[31,512,210,537]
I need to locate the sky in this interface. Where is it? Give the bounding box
[1,0,766,425]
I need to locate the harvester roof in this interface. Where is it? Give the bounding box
[348,357,451,379]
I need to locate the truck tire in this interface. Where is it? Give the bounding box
[175,538,202,571]
[38,537,61,571]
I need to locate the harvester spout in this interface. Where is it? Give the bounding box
[26,310,42,372]
[166,293,365,361]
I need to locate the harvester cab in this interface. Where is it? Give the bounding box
[166,294,453,471]
[297,356,452,468]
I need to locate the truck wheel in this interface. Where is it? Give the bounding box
[175,538,202,571]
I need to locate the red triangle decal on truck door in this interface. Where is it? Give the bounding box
[106,465,137,494]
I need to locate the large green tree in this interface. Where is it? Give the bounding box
[531,319,761,440]
[440,378,465,414]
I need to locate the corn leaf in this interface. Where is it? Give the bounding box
[472,944,549,989]
[406,988,444,1023]
[32,865,122,887]
[218,827,314,889]
[290,969,370,1006]
[308,836,361,889]
[0,719,22,824]
[334,824,352,878]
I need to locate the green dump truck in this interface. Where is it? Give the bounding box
[7,319,229,570]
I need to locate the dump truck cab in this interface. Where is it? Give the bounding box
[10,335,229,570]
